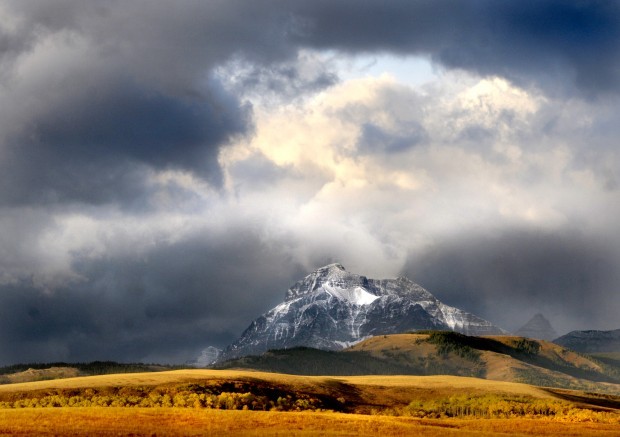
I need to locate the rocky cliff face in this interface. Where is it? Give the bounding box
[218,263,504,361]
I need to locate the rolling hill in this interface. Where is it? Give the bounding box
[0,367,618,435]
[217,332,620,395]
[0,368,618,415]
[0,362,178,385]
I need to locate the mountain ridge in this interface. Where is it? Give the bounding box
[554,329,620,353]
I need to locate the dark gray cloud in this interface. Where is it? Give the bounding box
[0,228,304,365]
[402,228,619,336]
[292,0,620,97]
[0,0,293,207]
[1,74,248,206]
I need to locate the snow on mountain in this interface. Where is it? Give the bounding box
[216,263,505,362]
[322,284,380,305]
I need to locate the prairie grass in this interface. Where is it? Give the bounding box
[1,408,619,436]
[0,370,600,410]
[0,408,438,436]
[0,370,618,436]
[0,370,551,398]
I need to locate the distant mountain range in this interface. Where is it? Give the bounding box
[554,329,620,354]
[217,263,504,362]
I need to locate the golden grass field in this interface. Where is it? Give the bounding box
[0,369,553,394]
[0,369,618,436]
[2,407,620,436]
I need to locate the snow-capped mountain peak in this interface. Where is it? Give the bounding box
[284,263,379,306]
[218,263,504,362]
[285,263,372,301]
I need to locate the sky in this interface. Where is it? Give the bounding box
[0,0,619,365]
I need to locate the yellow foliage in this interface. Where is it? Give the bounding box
[399,394,620,423]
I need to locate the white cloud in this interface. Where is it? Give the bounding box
[216,67,620,279]
[15,64,617,292]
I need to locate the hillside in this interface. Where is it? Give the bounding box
[0,367,80,384]
[554,329,620,353]
[217,332,620,395]
[0,362,178,385]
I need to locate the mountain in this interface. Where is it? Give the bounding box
[515,314,557,340]
[216,333,620,396]
[553,329,620,353]
[218,263,504,361]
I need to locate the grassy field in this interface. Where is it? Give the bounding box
[0,369,618,435]
[1,408,620,436]
[0,369,559,402]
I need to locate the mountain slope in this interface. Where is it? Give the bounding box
[217,333,620,395]
[219,264,504,361]
[554,329,620,353]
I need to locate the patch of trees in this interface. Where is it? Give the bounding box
[511,338,541,355]
[0,391,326,411]
[415,331,620,386]
[396,394,619,423]
[0,380,336,412]
[422,331,483,363]
[216,347,417,376]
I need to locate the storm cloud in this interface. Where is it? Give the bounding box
[292,0,620,96]
[404,228,619,334]
[0,1,619,365]
[0,227,305,364]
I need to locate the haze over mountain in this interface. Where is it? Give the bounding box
[515,314,558,341]
[219,264,503,361]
